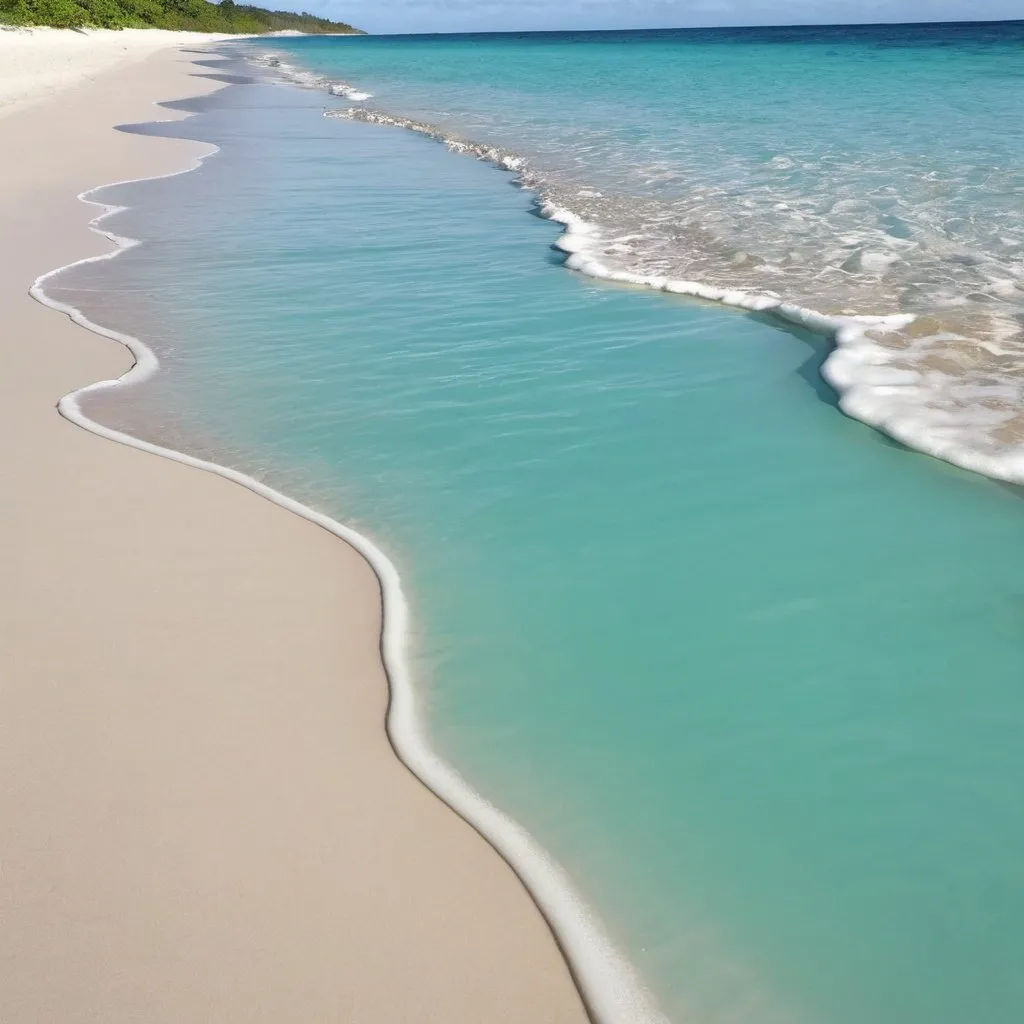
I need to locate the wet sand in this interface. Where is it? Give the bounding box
[0,39,588,1024]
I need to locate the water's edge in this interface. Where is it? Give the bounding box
[29,59,670,1024]
[258,46,1024,488]
[324,104,999,482]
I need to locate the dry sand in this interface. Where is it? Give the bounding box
[0,38,589,1024]
[0,27,239,118]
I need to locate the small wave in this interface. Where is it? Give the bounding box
[329,108,527,172]
[328,83,372,102]
[249,52,373,102]
[326,104,1024,486]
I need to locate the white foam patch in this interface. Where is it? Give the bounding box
[328,82,372,102]
[32,77,671,1024]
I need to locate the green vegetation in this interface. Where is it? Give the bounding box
[0,0,361,33]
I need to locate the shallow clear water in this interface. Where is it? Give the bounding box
[52,61,1024,1024]
[254,23,1024,319]
[250,24,1024,482]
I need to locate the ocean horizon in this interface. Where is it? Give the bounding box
[350,18,1023,36]
[45,24,1024,1024]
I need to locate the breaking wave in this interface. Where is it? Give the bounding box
[249,52,372,102]
[247,40,1024,486]
[325,103,1024,484]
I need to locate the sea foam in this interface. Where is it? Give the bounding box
[250,52,373,102]
[321,102,1024,487]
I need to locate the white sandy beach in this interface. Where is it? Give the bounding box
[0,27,236,116]
[0,32,588,1023]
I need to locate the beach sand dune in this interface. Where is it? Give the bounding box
[0,39,588,1024]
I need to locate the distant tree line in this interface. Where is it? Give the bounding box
[0,0,361,33]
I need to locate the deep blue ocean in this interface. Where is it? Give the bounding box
[49,23,1024,1024]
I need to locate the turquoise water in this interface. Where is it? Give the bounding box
[254,24,1024,480]
[51,32,1024,1024]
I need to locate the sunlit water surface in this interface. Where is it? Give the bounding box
[49,68,1024,1024]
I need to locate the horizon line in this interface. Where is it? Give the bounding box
[350,17,1023,37]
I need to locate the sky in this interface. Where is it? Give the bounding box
[304,0,1024,34]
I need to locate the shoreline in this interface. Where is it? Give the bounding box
[262,50,1021,489]
[328,106,1001,484]
[0,28,243,118]
[0,36,593,1019]
[37,113,667,1023]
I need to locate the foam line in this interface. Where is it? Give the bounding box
[30,62,671,1024]
[249,52,373,101]
[324,104,1024,487]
